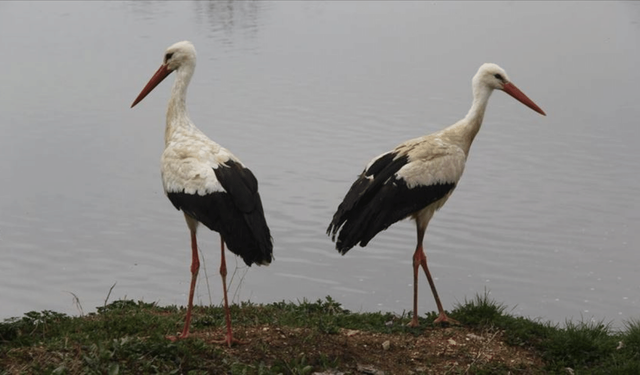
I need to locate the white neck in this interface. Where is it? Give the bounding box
[449,82,494,156]
[165,63,195,145]
[465,82,493,123]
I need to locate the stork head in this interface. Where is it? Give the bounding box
[163,41,197,72]
[473,63,546,116]
[131,41,197,108]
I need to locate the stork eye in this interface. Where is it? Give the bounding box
[165,52,174,61]
[494,73,504,81]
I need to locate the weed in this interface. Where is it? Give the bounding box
[622,318,640,354]
[451,290,507,326]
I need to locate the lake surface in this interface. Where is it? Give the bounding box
[0,1,638,328]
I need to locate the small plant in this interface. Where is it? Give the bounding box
[545,319,615,367]
[450,289,507,327]
[622,318,640,353]
[272,354,313,375]
[0,310,70,344]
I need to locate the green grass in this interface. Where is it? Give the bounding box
[1,295,639,374]
[448,291,640,374]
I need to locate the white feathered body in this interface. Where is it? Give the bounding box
[161,122,239,196]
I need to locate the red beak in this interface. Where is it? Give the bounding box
[502,82,546,116]
[131,64,173,108]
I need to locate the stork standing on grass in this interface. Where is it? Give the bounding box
[131,41,273,346]
[327,63,545,326]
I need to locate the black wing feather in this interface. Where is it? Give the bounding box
[327,152,406,237]
[327,151,456,254]
[167,159,273,266]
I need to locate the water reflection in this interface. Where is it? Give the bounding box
[126,1,265,46]
[192,0,263,40]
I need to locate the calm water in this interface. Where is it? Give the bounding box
[0,1,638,328]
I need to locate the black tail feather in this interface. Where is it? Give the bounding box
[167,190,273,267]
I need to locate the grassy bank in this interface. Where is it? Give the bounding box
[1,294,639,374]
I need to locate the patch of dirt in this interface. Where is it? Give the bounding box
[1,322,544,374]
[194,324,544,374]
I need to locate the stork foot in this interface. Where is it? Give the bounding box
[433,312,460,326]
[408,315,421,327]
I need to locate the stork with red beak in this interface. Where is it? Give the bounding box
[327,63,545,326]
[131,41,273,346]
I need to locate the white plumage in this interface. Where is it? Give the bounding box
[132,41,272,345]
[396,138,467,189]
[328,63,545,326]
[161,139,238,195]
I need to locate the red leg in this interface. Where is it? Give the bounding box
[409,244,421,327]
[410,224,459,326]
[167,230,200,341]
[212,236,247,347]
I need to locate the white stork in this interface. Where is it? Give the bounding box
[327,63,545,326]
[131,41,273,346]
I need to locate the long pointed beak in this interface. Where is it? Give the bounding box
[131,64,173,108]
[502,82,546,116]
